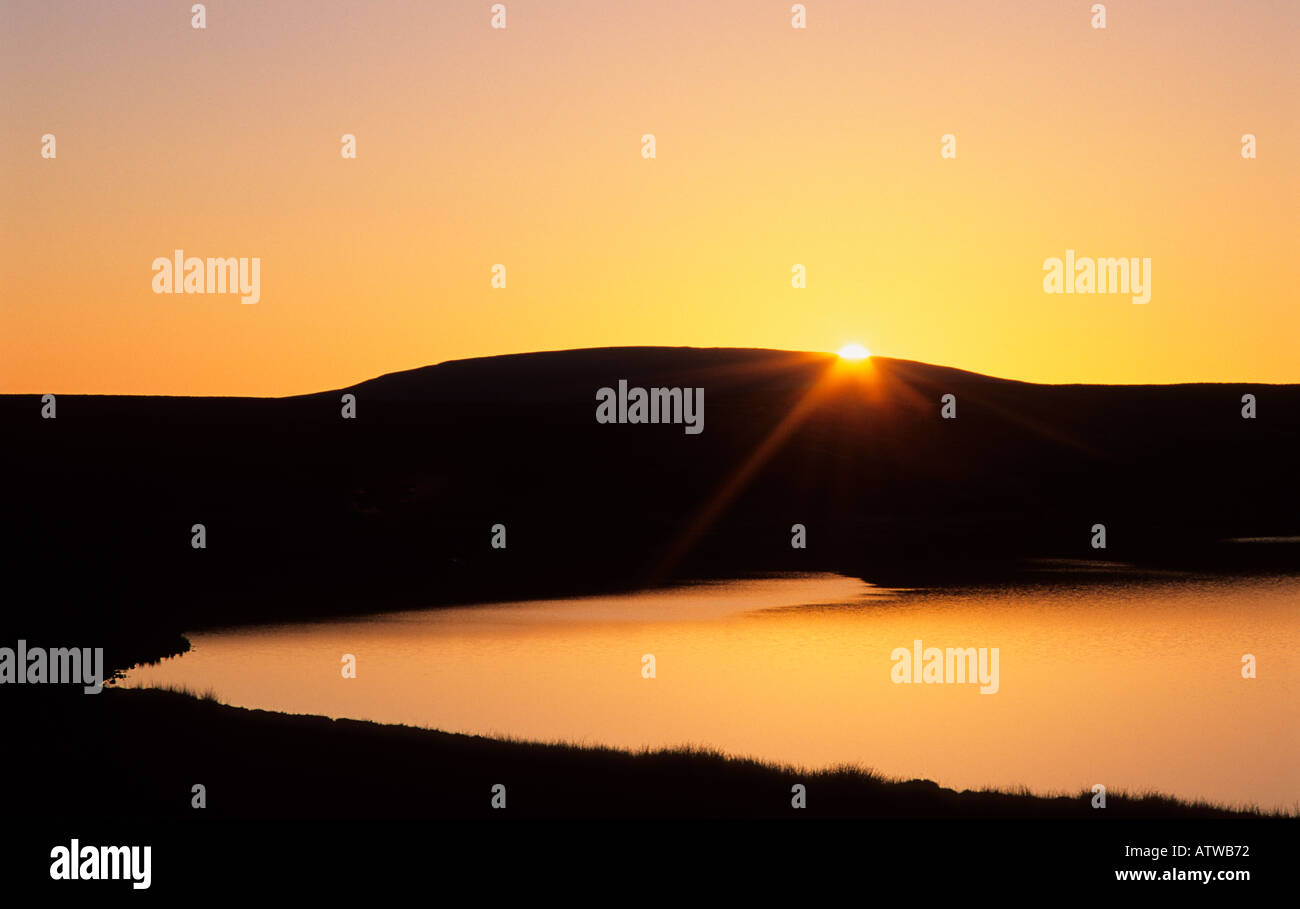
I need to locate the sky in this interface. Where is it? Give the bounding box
[2,0,1297,396]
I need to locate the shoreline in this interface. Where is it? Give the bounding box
[11,686,1286,820]
[83,570,1299,821]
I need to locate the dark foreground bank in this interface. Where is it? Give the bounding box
[8,686,1277,821]
[5,686,1293,896]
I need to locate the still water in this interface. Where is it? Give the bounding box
[122,573,1300,812]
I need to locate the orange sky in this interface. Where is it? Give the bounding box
[2,0,1297,396]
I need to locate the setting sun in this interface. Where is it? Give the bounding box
[838,344,871,361]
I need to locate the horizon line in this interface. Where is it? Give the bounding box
[4,345,1297,399]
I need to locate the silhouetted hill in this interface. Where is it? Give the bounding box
[3,347,1297,666]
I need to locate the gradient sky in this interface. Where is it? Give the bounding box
[2,0,1297,395]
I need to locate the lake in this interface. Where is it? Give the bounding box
[120,572,1300,812]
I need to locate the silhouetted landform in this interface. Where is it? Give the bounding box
[7,687,1278,820]
[4,347,1298,667]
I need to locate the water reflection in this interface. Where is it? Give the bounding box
[122,573,1300,812]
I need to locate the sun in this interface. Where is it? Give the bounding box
[838,343,871,361]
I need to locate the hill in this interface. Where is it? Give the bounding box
[3,347,1297,666]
